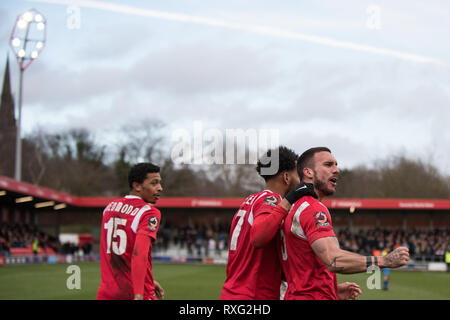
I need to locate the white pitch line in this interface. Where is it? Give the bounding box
[29,0,448,66]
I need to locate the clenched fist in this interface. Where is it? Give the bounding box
[381,247,409,268]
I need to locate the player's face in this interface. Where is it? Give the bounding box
[312,151,339,197]
[136,173,163,204]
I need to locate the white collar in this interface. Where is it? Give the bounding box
[125,195,142,199]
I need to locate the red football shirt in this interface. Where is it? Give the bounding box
[96,195,161,300]
[221,190,282,300]
[281,195,338,300]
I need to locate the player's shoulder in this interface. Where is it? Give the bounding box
[262,189,282,199]
[239,190,278,210]
[138,201,160,218]
[134,204,160,230]
[248,190,269,199]
[289,197,332,229]
[253,190,281,206]
[260,190,281,207]
[136,200,158,213]
[309,198,328,211]
[147,205,161,216]
[298,198,331,226]
[242,190,267,203]
[291,196,325,214]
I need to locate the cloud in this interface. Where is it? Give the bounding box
[277,128,373,171]
[129,44,278,95]
[0,9,11,43]
[23,63,125,108]
[11,0,450,177]
[30,0,448,65]
[74,21,156,61]
[19,40,279,111]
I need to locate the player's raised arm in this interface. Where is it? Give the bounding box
[311,236,410,274]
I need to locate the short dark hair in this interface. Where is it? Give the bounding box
[128,162,160,189]
[256,146,298,182]
[297,147,331,179]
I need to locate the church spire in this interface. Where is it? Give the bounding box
[0,55,17,178]
[0,55,16,128]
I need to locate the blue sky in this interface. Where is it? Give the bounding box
[1,0,449,175]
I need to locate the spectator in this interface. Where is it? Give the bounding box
[32,236,39,255]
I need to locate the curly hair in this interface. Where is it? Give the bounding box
[256,146,298,182]
[128,162,160,189]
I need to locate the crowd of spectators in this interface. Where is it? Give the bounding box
[152,222,230,258]
[153,224,449,262]
[336,228,450,262]
[2,222,448,262]
[0,223,61,256]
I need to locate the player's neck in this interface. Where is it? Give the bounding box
[129,190,141,198]
[264,181,287,197]
[317,192,325,202]
[302,178,325,201]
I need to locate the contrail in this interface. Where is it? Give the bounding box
[29,0,447,66]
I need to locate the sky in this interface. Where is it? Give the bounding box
[0,0,449,175]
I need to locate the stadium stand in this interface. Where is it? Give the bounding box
[0,175,449,269]
[0,223,94,258]
[0,223,58,256]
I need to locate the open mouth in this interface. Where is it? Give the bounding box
[329,177,338,187]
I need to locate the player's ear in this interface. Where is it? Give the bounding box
[282,171,290,185]
[303,167,314,179]
[132,181,142,192]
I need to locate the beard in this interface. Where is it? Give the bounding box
[313,174,335,197]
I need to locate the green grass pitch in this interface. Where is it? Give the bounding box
[0,262,449,300]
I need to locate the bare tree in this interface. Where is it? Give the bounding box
[115,119,167,165]
[333,156,450,199]
[24,128,116,196]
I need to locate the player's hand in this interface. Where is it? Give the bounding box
[338,282,362,300]
[381,247,409,268]
[285,182,317,204]
[134,294,143,300]
[154,280,165,300]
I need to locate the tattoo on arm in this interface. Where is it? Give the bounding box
[325,257,345,272]
[383,250,399,267]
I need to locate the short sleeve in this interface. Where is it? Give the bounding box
[137,208,161,241]
[253,194,281,219]
[300,205,336,245]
